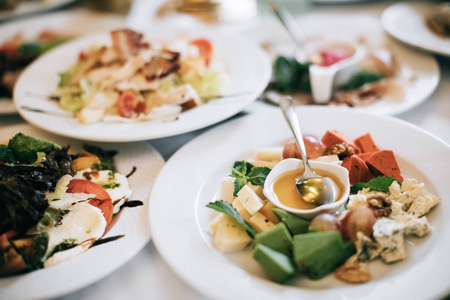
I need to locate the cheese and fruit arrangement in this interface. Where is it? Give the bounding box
[0,133,135,276]
[206,130,440,284]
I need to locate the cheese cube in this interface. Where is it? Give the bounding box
[247,182,266,200]
[236,185,265,215]
[259,202,280,224]
[313,155,341,165]
[256,147,283,163]
[249,212,275,233]
[209,213,224,234]
[232,198,252,222]
[220,177,236,203]
[214,215,252,252]
[247,159,276,169]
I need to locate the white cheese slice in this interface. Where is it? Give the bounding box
[235,185,264,215]
[74,169,133,214]
[209,213,223,234]
[44,202,106,258]
[44,239,94,268]
[214,215,251,252]
[231,198,252,223]
[256,147,283,163]
[248,212,275,233]
[219,177,235,203]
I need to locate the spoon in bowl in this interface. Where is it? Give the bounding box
[279,96,335,207]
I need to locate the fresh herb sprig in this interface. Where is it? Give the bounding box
[206,200,256,238]
[230,161,271,196]
[351,176,400,194]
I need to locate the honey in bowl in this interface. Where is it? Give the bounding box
[273,168,344,210]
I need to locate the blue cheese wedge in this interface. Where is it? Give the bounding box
[373,219,406,263]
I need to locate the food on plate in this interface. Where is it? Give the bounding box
[0,30,69,97]
[206,130,440,285]
[53,29,226,124]
[269,42,403,107]
[0,133,135,276]
[426,3,450,37]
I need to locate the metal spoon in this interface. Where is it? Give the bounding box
[268,2,308,63]
[279,96,335,207]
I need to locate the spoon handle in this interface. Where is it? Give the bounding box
[279,97,315,177]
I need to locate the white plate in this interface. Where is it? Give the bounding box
[149,107,450,300]
[0,8,126,115]
[245,14,440,116]
[0,0,75,22]
[14,27,271,142]
[0,124,165,300]
[381,2,450,57]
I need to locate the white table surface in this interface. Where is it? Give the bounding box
[0,1,449,299]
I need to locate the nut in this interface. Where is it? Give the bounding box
[367,195,392,217]
[324,142,355,159]
[335,261,371,284]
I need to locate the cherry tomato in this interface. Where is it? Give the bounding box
[117,90,146,118]
[282,134,325,159]
[66,179,113,230]
[190,38,213,65]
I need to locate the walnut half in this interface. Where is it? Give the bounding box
[324,142,355,159]
[335,260,371,284]
[367,194,392,217]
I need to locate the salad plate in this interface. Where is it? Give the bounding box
[149,106,450,299]
[0,124,165,300]
[246,13,439,115]
[0,0,75,22]
[14,27,271,142]
[381,2,450,57]
[0,8,125,115]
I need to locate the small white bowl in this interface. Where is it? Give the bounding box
[263,158,350,220]
[308,42,365,104]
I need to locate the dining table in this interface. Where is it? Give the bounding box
[0,0,449,299]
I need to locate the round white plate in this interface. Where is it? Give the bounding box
[245,13,440,116]
[0,8,125,115]
[14,27,271,142]
[150,107,450,300]
[0,124,165,300]
[381,2,450,57]
[0,0,75,22]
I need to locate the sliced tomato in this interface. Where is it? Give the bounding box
[117,90,146,118]
[190,38,213,65]
[66,179,113,230]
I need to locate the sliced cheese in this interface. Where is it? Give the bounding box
[259,202,280,224]
[248,212,275,233]
[214,215,252,252]
[235,185,264,215]
[313,155,341,165]
[74,169,133,214]
[247,182,266,200]
[247,159,276,169]
[209,213,224,234]
[44,202,107,258]
[256,147,283,163]
[44,239,94,268]
[219,177,235,203]
[232,198,252,223]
